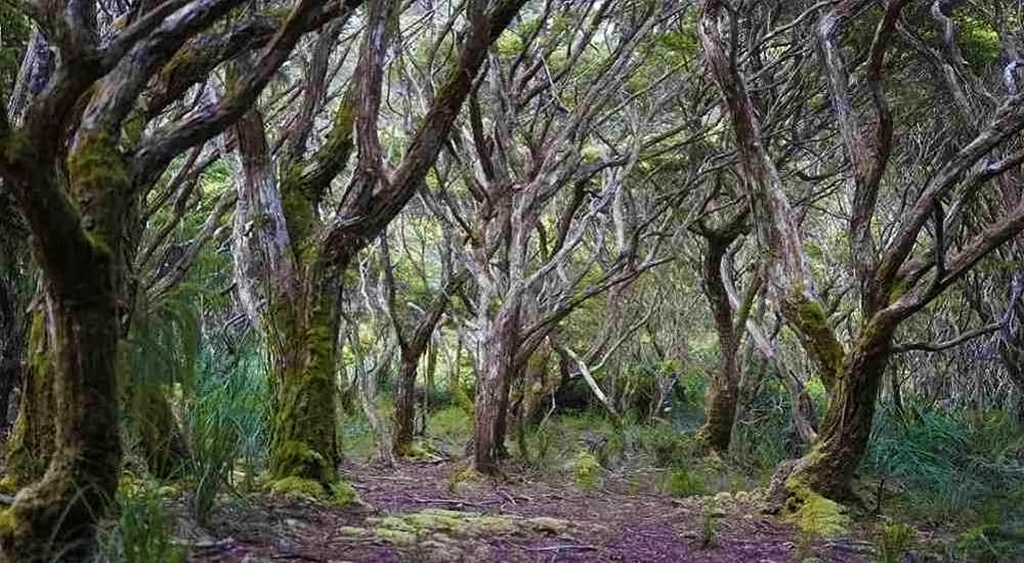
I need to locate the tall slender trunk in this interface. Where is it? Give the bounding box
[393,352,418,456]
[473,305,519,473]
[696,232,742,453]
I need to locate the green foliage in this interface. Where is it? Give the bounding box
[98,480,186,563]
[625,422,695,467]
[428,405,472,445]
[661,467,705,498]
[188,329,268,524]
[955,15,1000,68]
[0,5,29,94]
[875,523,917,563]
[863,406,1024,560]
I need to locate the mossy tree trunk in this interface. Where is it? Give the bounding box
[0,3,355,558]
[692,213,747,454]
[770,317,896,500]
[232,108,343,486]
[229,0,526,480]
[4,312,53,487]
[0,132,126,562]
[700,0,1024,505]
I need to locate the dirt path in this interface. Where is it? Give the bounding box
[189,459,873,562]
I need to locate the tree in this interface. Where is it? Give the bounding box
[0,0,347,558]
[230,0,527,490]
[698,0,1024,503]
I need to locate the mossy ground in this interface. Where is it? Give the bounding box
[265,476,357,507]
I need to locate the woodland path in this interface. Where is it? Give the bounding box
[186,459,873,562]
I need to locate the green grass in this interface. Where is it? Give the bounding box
[862,405,1024,560]
[97,479,185,563]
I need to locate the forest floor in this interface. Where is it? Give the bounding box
[180,458,874,563]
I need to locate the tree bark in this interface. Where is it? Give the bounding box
[473,304,520,473]
[393,352,419,456]
[1,133,125,562]
[695,225,744,454]
[769,317,896,502]
[232,110,340,486]
[3,312,53,487]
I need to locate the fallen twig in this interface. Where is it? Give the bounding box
[496,489,518,505]
[524,544,598,552]
[405,496,494,509]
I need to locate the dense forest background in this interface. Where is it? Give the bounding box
[0,0,1022,561]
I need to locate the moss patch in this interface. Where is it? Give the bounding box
[572,451,602,491]
[267,477,357,507]
[0,508,14,536]
[358,508,572,551]
[783,489,850,539]
[0,478,16,494]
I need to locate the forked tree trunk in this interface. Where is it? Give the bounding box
[770,319,895,502]
[474,305,519,473]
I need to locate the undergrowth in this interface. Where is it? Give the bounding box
[863,404,1024,560]
[97,479,185,563]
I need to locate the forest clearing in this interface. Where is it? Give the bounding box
[0,0,1023,561]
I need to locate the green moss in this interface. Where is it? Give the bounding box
[268,476,324,500]
[888,278,908,303]
[268,439,329,480]
[6,312,54,486]
[363,508,572,547]
[0,508,15,536]
[266,475,357,507]
[328,481,357,507]
[572,451,601,491]
[782,482,850,539]
[67,132,130,253]
[0,478,16,494]
[787,299,845,389]
[447,464,482,484]
[374,527,418,546]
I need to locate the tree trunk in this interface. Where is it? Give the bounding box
[232,111,340,487]
[473,305,519,474]
[3,312,53,487]
[135,384,189,479]
[770,319,894,502]
[1,228,121,562]
[393,352,418,456]
[696,233,742,454]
